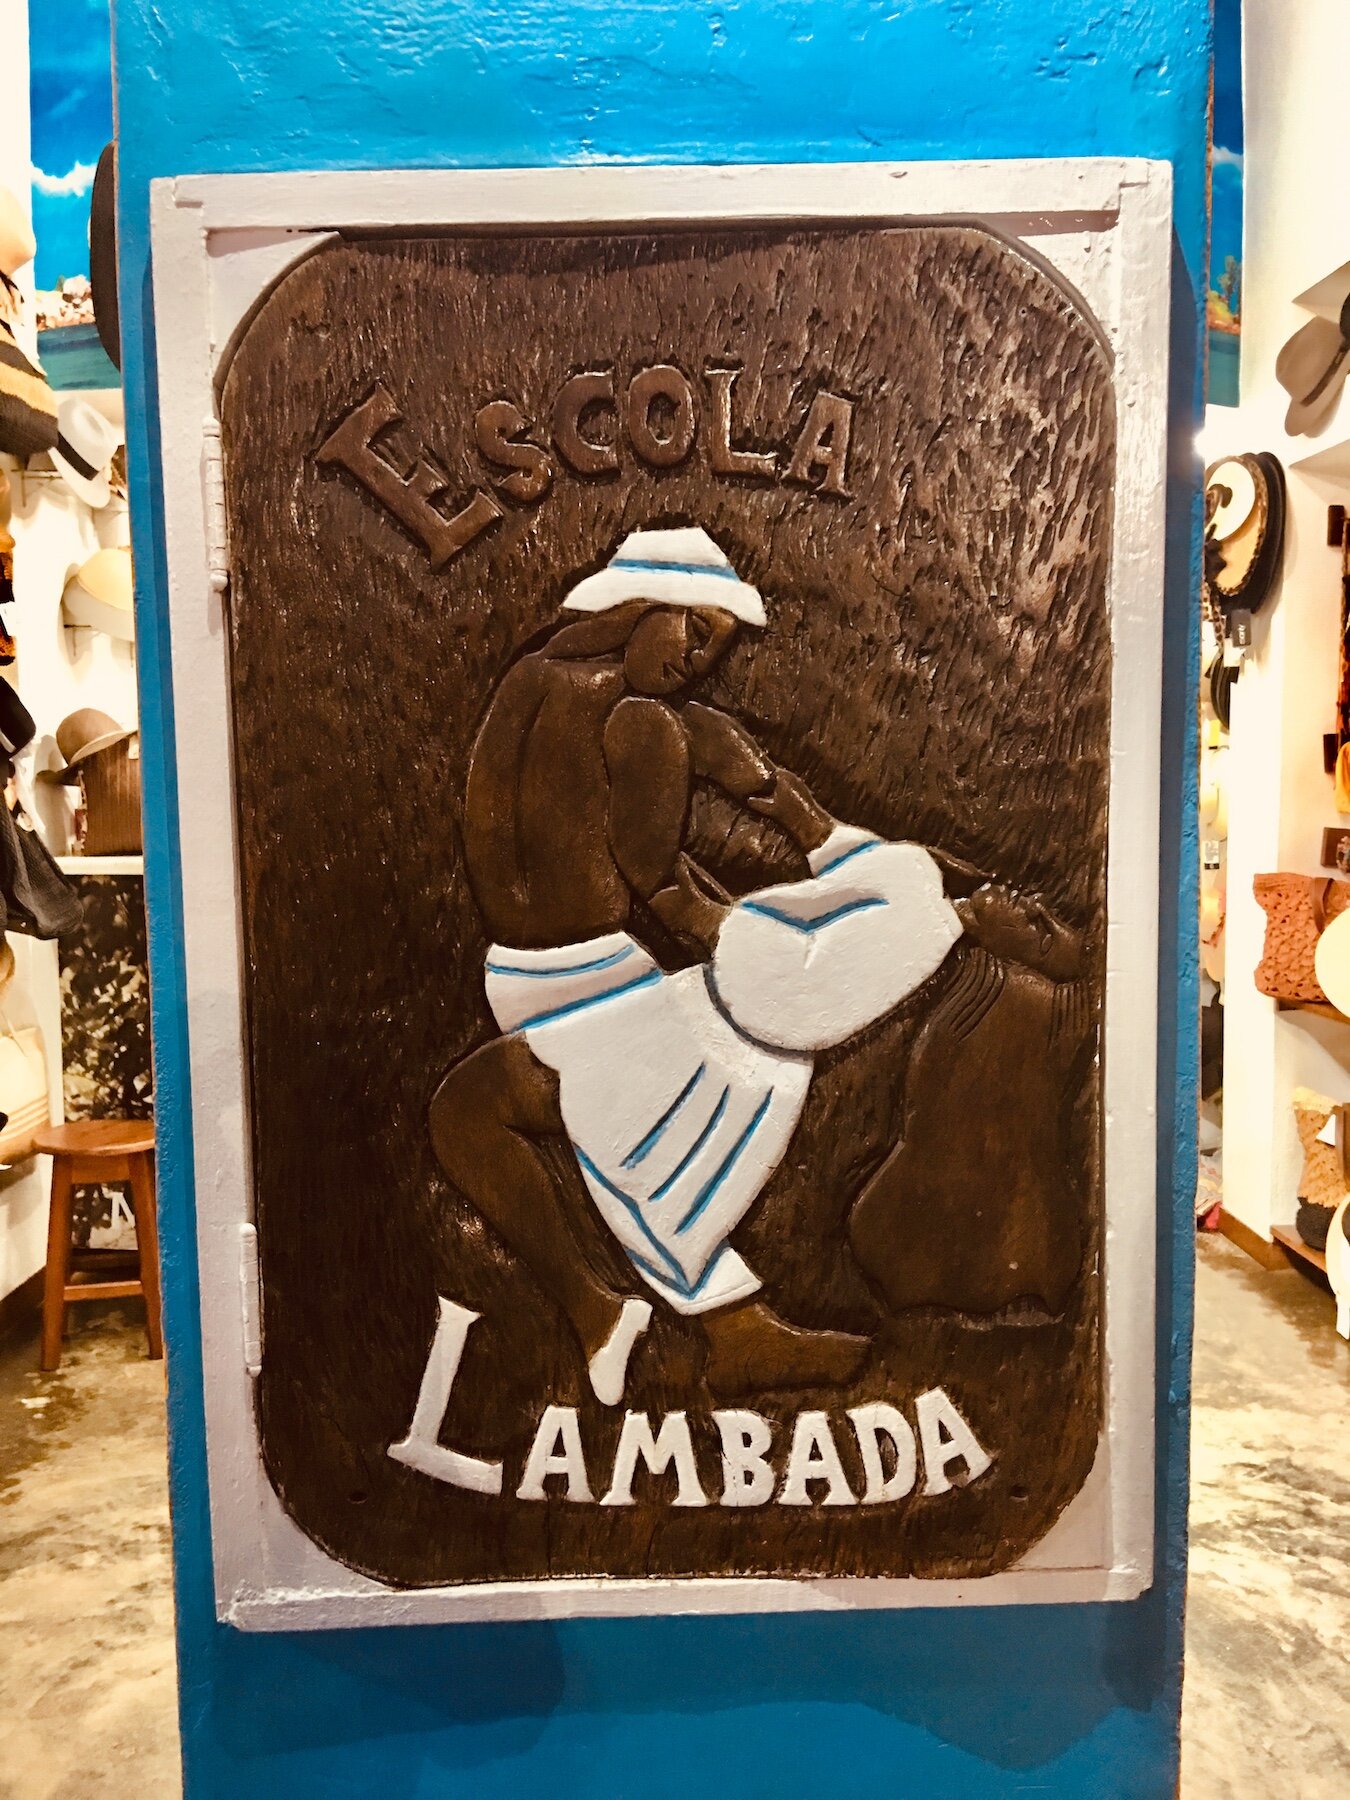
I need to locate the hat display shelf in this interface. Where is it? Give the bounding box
[3,377,140,878]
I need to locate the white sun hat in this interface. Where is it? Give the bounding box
[562,526,766,626]
[50,396,121,509]
[62,546,135,641]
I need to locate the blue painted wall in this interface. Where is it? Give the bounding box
[111,3,1208,1795]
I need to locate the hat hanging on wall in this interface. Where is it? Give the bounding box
[0,187,36,279]
[62,547,134,641]
[0,317,58,460]
[89,145,121,373]
[1203,451,1287,653]
[1207,652,1237,730]
[50,397,121,508]
[1315,909,1350,1018]
[0,467,13,618]
[39,707,142,857]
[1277,290,1350,438]
[43,707,134,780]
[0,469,12,662]
[0,521,14,632]
[0,682,36,759]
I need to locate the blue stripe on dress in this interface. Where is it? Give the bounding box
[740,896,887,935]
[487,947,634,979]
[514,968,661,1033]
[676,1091,775,1235]
[649,1086,731,1202]
[573,1148,686,1285]
[813,838,881,876]
[625,1245,731,1303]
[622,1064,707,1169]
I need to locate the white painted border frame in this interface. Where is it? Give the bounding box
[149,158,1171,1629]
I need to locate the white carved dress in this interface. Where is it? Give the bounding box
[484,826,962,1315]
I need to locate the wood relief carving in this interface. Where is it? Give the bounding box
[219,224,1114,1590]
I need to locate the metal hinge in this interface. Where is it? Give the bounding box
[239,1222,262,1376]
[202,416,230,599]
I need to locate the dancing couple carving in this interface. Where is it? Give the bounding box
[431,527,1080,1407]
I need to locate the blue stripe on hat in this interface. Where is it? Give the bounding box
[609,558,740,580]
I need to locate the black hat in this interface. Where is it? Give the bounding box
[0,681,35,757]
[1203,451,1286,647]
[90,144,121,373]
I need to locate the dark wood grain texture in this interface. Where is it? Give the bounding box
[220,224,1114,1589]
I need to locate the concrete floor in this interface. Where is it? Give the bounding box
[0,1308,180,1800]
[1181,1231,1350,1798]
[0,1238,1347,1798]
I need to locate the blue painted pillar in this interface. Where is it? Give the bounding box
[111,3,1208,1795]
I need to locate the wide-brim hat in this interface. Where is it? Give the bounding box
[0,318,58,459]
[43,706,135,783]
[90,145,121,373]
[1203,451,1286,621]
[51,397,121,508]
[1277,299,1350,437]
[0,681,36,757]
[1316,911,1350,1018]
[563,526,766,626]
[62,547,134,641]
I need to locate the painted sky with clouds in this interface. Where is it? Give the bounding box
[29,0,113,289]
[1210,0,1243,299]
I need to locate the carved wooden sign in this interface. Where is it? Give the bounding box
[151,162,1170,1625]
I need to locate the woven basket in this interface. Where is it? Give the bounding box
[1292,1088,1348,1213]
[1297,1200,1335,1253]
[79,736,142,855]
[1253,874,1350,1004]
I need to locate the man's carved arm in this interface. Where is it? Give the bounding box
[681,701,834,855]
[603,697,729,956]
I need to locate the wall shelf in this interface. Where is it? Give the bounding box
[1272,1223,1329,1276]
[1275,997,1350,1024]
[1290,435,1350,482]
[56,854,144,877]
[1292,257,1350,320]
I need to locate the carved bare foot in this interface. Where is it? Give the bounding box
[586,1297,652,1406]
[702,1299,871,1398]
[570,1288,623,1364]
[955,884,1082,982]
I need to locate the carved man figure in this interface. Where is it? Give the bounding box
[431,527,1060,1405]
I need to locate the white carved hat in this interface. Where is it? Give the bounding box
[562,527,766,626]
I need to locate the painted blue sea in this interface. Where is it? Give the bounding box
[37,323,120,392]
[1209,331,1240,409]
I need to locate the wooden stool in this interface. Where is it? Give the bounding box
[36,1120,162,1371]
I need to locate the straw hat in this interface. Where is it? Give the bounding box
[1315,910,1350,1018]
[0,318,58,459]
[62,547,134,640]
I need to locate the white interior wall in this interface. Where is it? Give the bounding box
[0,0,53,1304]
[0,4,30,242]
[1,0,138,1303]
[1211,0,1350,1239]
